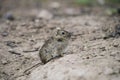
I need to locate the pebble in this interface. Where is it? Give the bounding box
[104,68,114,75]
[4,12,15,21]
[64,8,80,16]
[1,59,8,65]
[8,48,21,55]
[1,31,8,37]
[115,24,120,35]
[34,19,40,23]
[49,2,60,9]
[5,41,17,48]
[37,10,53,20]
[97,0,105,5]
[99,47,106,51]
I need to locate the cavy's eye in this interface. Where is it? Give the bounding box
[60,30,66,35]
[61,32,65,35]
[57,30,66,36]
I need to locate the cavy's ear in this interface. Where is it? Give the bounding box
[55,27,62,34]
[56,27,62,30]
[51,27,61,37]
[52,27,65,37]
[56,27,65,30]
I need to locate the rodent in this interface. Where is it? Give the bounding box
[39,28,71,64]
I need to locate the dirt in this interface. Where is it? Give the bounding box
[0,0,120,80]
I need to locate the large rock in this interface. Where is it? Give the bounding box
[27,53,120,80]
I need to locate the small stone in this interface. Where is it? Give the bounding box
[113,44,119,47]
[1,31,8,37]
[64,8,80,16]
[99,47,106,51]
[86,56,90,59]
[104,68,113,75]
[4,12,15,21]
[115,24,120,35]
[49,2,60,9]
[117,60,120,62]
[97,0,105,5]
[37,10,53,20]
[5,41,17,48]
[85,22,90,26]
[1,59,8,65]
[34,19,40,23]
[21,22,27,26]
[8,49,21,55]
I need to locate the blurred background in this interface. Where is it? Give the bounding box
[0,0,120,20]
[0,1,120,80]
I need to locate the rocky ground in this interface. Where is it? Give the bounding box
[0,0,120,80]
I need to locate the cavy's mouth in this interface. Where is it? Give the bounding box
[57,38,63,42]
